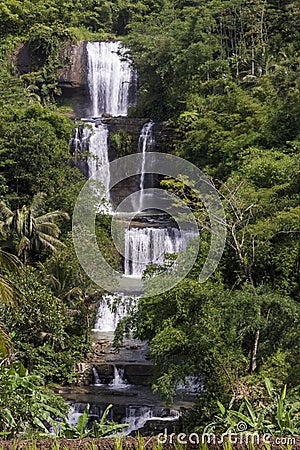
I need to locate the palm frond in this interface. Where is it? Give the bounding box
[0,250,22,273]
[36,232,66,253]
[30,192,47,215]
[36,222,61,238]
[0,327,12,358]
[0,215,14,233]
[0,198,68,259]
[35,211,70,223]
[0,202,13,220]
[15,206,28,237]
[17,235,31,257]
[0,223,7,239]
[0,275,22,306]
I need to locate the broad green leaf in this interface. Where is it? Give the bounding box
[217,400,226,416]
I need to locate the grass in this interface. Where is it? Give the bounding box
[0,436,299,450]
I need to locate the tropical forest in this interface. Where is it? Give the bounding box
[0,0,299,448]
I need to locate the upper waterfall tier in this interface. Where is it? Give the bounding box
[87,41,137,117]
[137,121,156,212]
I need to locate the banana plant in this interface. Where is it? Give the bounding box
[0,363,68,437]
[208,379,300,436]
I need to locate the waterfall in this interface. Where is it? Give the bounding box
[69,127,80,160]
[93,298,120,332]
[87,121,112,213]
[92,366,102,386]
[68,403,92,427]
[68,41,197,434]
[124,227,198,277]
[87,41,136,117]
[93,294,136,332]
[177,375,206,394]
[71,40,138,212]
[68,403,180,435]
[88,122,110,183]
[110,365,128,389]
[68,403,108,428]
[69,125,91,155]
[138,121,155,211]
[70,121,111,211]
[123,406,152,434]
[123,406,180,435]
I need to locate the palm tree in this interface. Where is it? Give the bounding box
[0,193,69,262]
[0,250,23,359]
[0,250,22,306]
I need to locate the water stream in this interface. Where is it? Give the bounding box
[67,40,199,435]
[124,226,198,278]
[138,121,155,212]
[109,366,129,389]
[87,41,136,117]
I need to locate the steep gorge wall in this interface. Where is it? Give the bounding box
[16,40,175,203]
[57,41,90,118]
[58,41,87,89]
[72,118,173,207]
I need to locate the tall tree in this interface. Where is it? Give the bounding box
[0,249,22,358]
[0,193,69,262]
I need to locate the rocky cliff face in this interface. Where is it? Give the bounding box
[14,40,89,118]
[14,43,31,74]
[58,41,87,89]
[14,41,87,86]
[57,41,90,118]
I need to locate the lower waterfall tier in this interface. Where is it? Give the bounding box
[124,226,198,277]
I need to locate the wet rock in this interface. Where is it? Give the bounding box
[58,41,87,89]
[94,363,115,384]
[75,362,93,386]
[124,364,153,386]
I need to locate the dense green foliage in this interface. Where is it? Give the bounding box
[0,362,68,437]
[209,380,300,436]
[0,0,299,439]
[118,0,300,433]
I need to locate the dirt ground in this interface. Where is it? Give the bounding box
[0,436,300,450]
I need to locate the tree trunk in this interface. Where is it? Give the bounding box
[250,328,260,373]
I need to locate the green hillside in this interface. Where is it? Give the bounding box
[0,0,299,439]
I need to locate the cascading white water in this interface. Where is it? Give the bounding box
[138,121,155,211]
[92,366,102,386]
[72,41,137,212]
[110,366,128,389]
[68,404,84,428]
[87,122,109,179]
[88,122,110,181]
[87,41,136,117]
[67,41,193,436]
[124,227,198,277]
[177,375,206,394]
[123,406,180,435]
[70,120,111,210]
[69,127,80,159]
[68,403,180,435]
[85,121,112,213]
[69,125,91,156]
[68,404,108,428]
[93,294,128,332]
